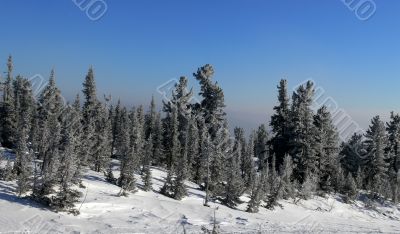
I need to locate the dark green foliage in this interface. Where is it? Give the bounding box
[0,56,17,148]
[270,79,290,168]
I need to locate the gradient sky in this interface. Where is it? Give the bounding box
[0,0,400,132]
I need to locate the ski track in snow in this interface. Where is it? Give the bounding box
[1,162,400,233]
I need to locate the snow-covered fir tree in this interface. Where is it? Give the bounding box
[255,124,269,171]
[160,105,181,198]
[91,100,112,172]
[187,115,200,180]
[14,76,34,196]
[117,108,137,195]
[35,71,63,196]
[313,105,339,193]
[222,139,243,208]
[364,116,389,196]
[141,134,153,191]
[386,112,400,203]
[270,79,290,167]
[53,105,82,213]
[289,81,318,183]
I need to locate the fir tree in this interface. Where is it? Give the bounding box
[270,79,290,167]
[342,173,358,203]
[131,106,145,170]
[222,140,243,209]
[364,116,389,196]
[255,124,269,171]
[246,168,267,213]
[71,94,84,185]
[145,96,157,140]
[152,112,163,166]
[14,77,34,196]
[313,106,339,193]
[209,121,229,197]
[194,117,210,185]
[36,71,63,196]
[141,135,153,191]
[1,55,17,148]
[160,105,181,198]
[193,65,226,140]
[117,109,137,195]
[111,99,122,157]
[386,112,400,203]
[81,67,98,166]
[280,154,295,199]
[340,133,365,177]
[289,81,317,183]
[173,142,188,200]
[91,100,112,172]
[243,132,256,190]
[187,115,200,180]
[53,105,81,213]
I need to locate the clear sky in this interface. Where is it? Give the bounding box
[0,0,399,132]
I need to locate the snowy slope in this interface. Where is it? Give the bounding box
[1,162,400,233]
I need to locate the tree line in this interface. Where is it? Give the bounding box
[0,56,398,214]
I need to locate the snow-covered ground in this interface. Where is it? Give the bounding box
[1,161,400,233]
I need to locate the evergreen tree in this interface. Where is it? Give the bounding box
[193,65,226,140]
[1,55,17,148]
[333,164,346,193]
[246,168,267,213]
[280,154,295,199]
[194,117,210,185]
[53,105,81,213]
[340,133,365,177]
[111,100,122,157]
[117,109,137,195]
[386,112,400,203]
[299,171,318,199]
[222,140,243,209]
[187,115,200,180]
[173,134,188,200]
[193,65,230,201]
[82,67,97,123]
[14,77,34,196]
[1,156,14,181]
[131,106,145,170]
[36,71,63,196]
[209,121,229,197]
[243,132,256,190]
[141,135,153,191]
[270,79,290,167]
[255,124,269,171]
[313,106,339,193]
[364,116,389,196]
[91,100,112,172]
[71,94,84,185]
[81,67,98,166]
[152,112,163,166]
[145,96,157,140]
[233,127,247,176]
[342,173,358,203]
[289,81,317,183]
[160,105,181,198]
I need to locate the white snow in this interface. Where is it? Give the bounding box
[1,160,400,233]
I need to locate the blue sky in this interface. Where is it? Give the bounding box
[0,0,400,131]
